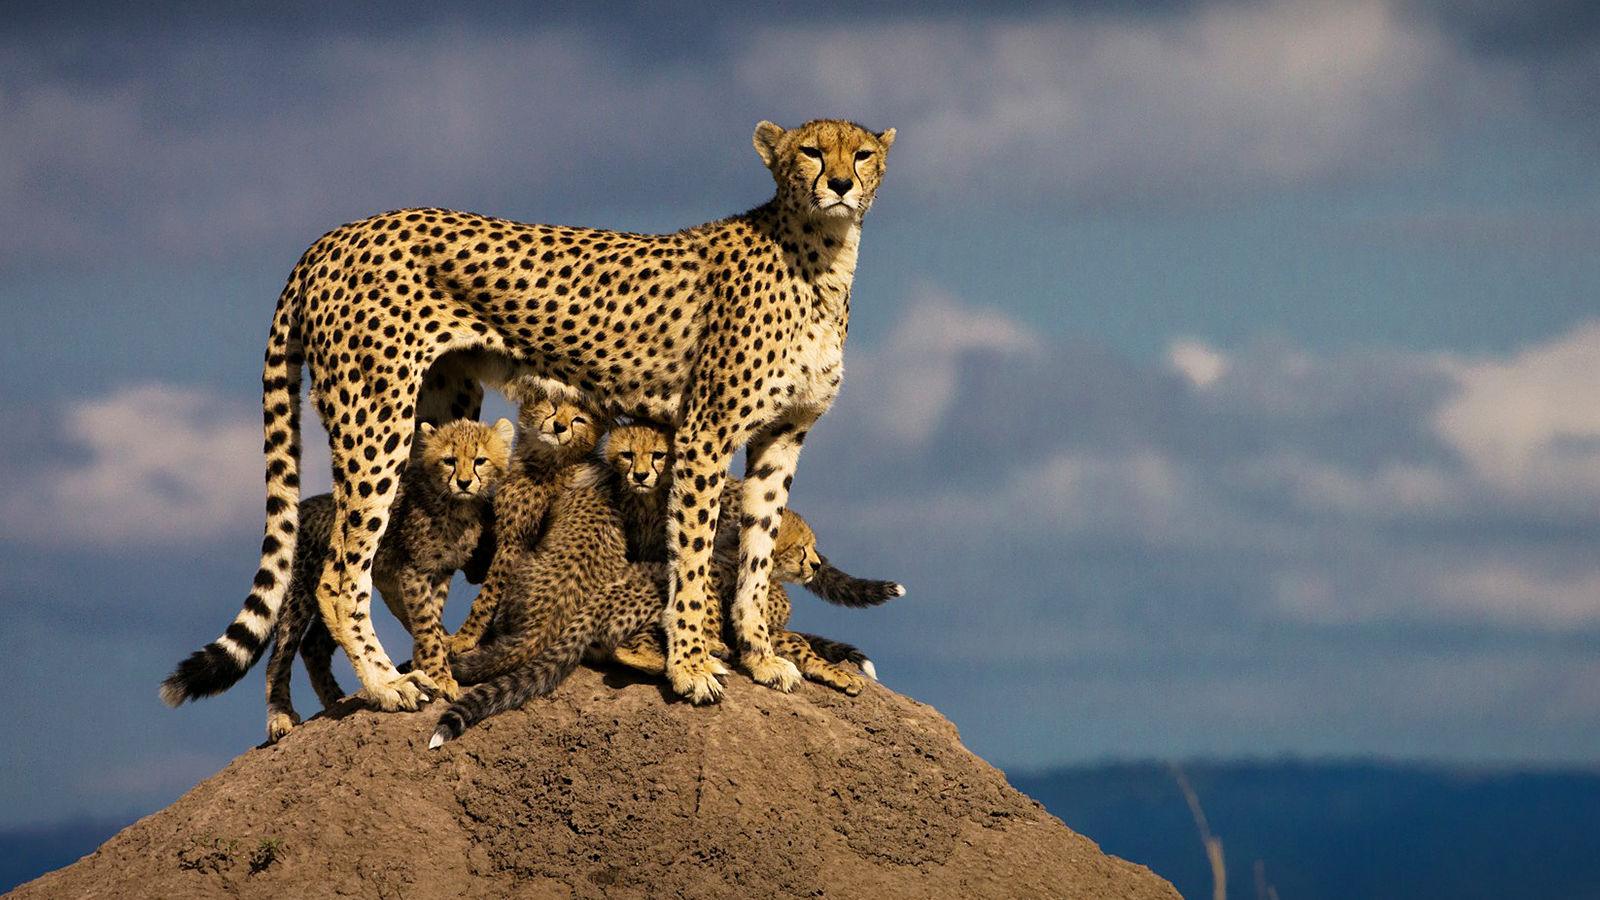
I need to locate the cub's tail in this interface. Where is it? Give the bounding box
[798,632,878,682]
[804,555,904,609]
[429,632,587,748]
[160,271,307,706]
[432,571,664,747]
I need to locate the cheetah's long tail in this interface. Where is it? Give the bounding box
[804,555,904,609]
[797,632,879,682]
[160,267,307,707]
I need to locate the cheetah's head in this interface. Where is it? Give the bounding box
[516,399,603,463]
[417,418,515,501]
[604,422,672,495]
[772,512,823,583]
[754,119,895,223]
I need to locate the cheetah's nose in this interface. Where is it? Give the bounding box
[827,177,853,196]
[633,472,649,484]
[456,477,473,491]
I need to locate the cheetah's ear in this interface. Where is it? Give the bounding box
[492,417,515,448]
[753,121,785,167]
[418,422,436,440]
[877,127,896,151]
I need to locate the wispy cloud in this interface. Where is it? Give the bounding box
[1,0,1577,268]
[815,290,1600,632]
[0,385,330,548]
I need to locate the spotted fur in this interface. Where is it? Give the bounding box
[240,119,894,710]
[161,419,512,740]
[430,461,671,746]
[601,421,895,693]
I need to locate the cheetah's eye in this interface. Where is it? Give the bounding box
[441,457,456,466]
[854,150,873,161]
[799,146,823,159]
[572,416,588,425]
[474,457,487,466]
[651,451,666,461]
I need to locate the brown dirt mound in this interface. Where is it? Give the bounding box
[8,664,1179,899]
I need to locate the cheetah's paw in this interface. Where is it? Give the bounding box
[667,658,725,705]
[356,669,438,711]
[266,710,300,744]
[743,651,801,693]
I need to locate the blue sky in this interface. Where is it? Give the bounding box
[3,0,1599,828]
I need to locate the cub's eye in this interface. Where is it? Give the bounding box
[799,146,823,159]
[651,451,666,461]
[441,457,456,466]
[619,451,634,460]
[572,415,588,425]
[854,150,873,161]
[474,457,488,466]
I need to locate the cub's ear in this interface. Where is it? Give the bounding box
[492,417,515,447]
[876,127,896,151]
[753,121,786,167]
[418,421,436,441]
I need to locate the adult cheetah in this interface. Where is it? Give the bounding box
[245,119,894,709]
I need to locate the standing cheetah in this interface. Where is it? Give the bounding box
[244,119,894,709]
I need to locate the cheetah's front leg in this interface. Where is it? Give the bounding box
[730,420,811,692]
[662,432,734,704]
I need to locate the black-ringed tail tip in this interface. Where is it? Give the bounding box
[892,584,906,597]
[428,728,450,750]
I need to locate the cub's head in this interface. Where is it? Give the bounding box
[604,422,672,494]
[417,418,515,501]
[754,119,895,222]
[516,398,603,463]
[772,511,823,583]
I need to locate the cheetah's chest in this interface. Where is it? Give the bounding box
[786,323,846,414]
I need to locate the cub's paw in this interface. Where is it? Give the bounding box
[428,673,461,702]
[446,631,480,657]
[266,710,300,743]
[743,652,801,693]
[708,637,732,659]
[667,658,725,705]
[611,645,668,675]
[815,667,867,696]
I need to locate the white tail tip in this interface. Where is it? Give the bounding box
[427,731,446,750]
[891,584,906,597]
[862,659,878,681]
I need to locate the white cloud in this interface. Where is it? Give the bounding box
[0,384,330,548]
[830,306,1600,634]
[1434,322,1600,501]
[1168,338,1231,389]
[840,283,1043,444]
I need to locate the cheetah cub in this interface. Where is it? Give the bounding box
[446,392,605,662]
[160,418,513,740]
[603,421,900,692]
[432,454,669,746]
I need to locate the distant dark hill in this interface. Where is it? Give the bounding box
[0,818,130,894]
[1010,760,1600,900]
